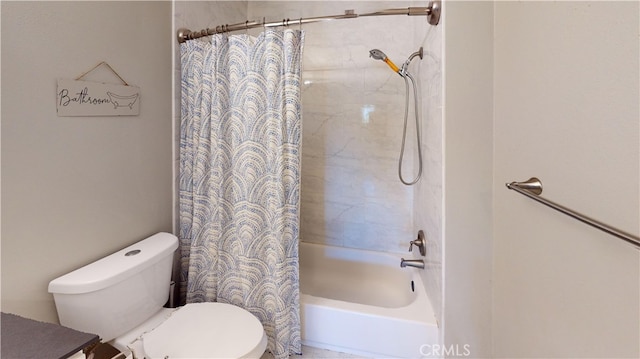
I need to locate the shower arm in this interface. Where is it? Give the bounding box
[399,47,424,77]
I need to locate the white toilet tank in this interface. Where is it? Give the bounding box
[48,232,179,342]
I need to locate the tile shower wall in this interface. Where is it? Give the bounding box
[248,1,438,254]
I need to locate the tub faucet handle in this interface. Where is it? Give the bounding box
[408,230,426,256]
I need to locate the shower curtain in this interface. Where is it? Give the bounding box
[178,29,304,359]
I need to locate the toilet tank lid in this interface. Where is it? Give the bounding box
[48,232,179,294]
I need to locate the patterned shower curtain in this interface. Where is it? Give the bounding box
[178,29,304,359]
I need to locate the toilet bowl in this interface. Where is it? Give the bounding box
[48,233,267,359]
[131,303,267,359]
[111,303,268,359]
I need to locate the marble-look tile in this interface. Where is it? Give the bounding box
[297,34,419,254]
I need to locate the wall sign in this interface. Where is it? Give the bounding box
[56,62,140,117]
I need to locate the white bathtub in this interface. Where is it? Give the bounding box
[299,242,439,358]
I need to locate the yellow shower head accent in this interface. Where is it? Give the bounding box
[383,58,400,73]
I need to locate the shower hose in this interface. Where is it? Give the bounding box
[398,72,423,186]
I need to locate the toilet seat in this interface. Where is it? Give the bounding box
[142,302,267,359]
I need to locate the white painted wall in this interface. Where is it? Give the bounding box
[442,1,494,356]
[1,1,173,323]
[441,2,639,358]
[493,2,639,357]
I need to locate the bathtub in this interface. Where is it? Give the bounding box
[299,242,439,358]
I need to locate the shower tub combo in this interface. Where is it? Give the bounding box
[299,242,438,358]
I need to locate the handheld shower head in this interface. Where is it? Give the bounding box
[369,47,425,185]
[369,49,400,74]
[369,49,387,61]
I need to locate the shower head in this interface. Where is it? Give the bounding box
[369,49,387,61]
[369,49,400,74]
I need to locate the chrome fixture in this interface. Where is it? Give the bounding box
[368,48,422,79]
[401,48,424,78]
[508,177,543,195]
[177,1,441,43]
[360,2,441,26]
[507,178,640,249]
[400,258,425,269]
[409,230,426,256]
[369,47,423,185]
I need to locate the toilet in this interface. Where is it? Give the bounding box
[48,232,267,359]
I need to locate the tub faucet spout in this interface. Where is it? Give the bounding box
[400,258,425,269]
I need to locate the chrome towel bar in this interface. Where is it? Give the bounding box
[506,178,640,249]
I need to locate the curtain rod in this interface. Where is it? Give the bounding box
[176,1,441,43]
